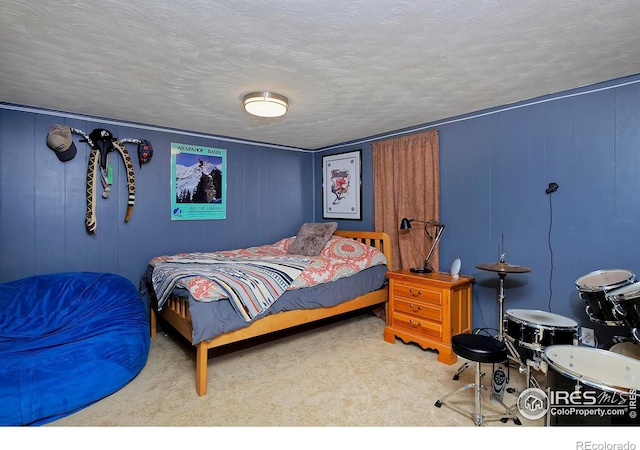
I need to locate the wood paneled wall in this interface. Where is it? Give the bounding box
[0,110,315,301]
[320,75,640,345]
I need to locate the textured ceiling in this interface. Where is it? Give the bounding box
[1,1,640,150]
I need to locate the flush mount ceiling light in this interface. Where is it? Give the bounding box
[243,91,288,118]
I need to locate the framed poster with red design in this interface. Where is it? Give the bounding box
[322,150,362,220]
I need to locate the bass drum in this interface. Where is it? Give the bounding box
[544,345,640,426]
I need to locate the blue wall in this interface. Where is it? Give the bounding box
[319,74,640,346]
[0,109,315,298]
[3,73,640,347]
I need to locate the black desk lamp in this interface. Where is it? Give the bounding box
[400,217,446,273]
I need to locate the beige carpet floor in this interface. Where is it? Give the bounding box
[47,311,543,428]
[12,311,632,449]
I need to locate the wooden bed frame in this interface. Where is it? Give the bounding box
[150,230,392,397]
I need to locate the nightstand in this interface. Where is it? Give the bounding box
[384,269,474,364]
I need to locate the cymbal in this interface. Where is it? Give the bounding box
[476,261,531,274]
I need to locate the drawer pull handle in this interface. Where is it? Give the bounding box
[409,319,422,328]
[409,289,422,297]
[409,303,422,312]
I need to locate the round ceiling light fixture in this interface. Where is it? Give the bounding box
[243,91,288,118]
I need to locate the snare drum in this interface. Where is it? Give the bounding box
[575,269,635,326]
[544,345,640,426]
[606,281,640,344]
[505,309,578,353]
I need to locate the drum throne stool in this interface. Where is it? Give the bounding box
[434,333,522,426]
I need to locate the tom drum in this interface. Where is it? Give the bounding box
[575,269,635,326]
[505,309,578,354]
[544,345,640,426]
[606,281,640,344]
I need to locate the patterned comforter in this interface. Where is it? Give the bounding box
[149,236,387,322]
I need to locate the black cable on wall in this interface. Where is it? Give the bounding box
[545,182,559,311]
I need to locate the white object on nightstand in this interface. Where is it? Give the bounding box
[450,258,461,278]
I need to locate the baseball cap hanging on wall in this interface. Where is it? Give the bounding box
[46,124,78,162]
[137,139,153,168]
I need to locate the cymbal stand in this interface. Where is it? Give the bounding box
[497,272,507,341]
[476,251,534,395]
[494,271,529,392]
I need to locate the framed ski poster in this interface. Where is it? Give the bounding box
[171,142,227,220]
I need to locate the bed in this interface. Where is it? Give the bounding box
[146,228,392,397]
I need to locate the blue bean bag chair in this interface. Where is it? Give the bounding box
[0,272,150,426]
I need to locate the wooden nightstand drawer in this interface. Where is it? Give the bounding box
[393,311,442,338]
[394,298,442,321]
[392,284,442,305]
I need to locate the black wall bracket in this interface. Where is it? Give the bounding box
[546,182,559,194]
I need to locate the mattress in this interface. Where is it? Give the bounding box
[145,264,388,344]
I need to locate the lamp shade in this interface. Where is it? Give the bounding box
[400,218,413,229]
[243,91,288,118]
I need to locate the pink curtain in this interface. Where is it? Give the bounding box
[373,130,440,271]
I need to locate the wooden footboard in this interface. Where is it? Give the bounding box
[150,230,392,397]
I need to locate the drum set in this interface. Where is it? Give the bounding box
[476,260,640,425]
